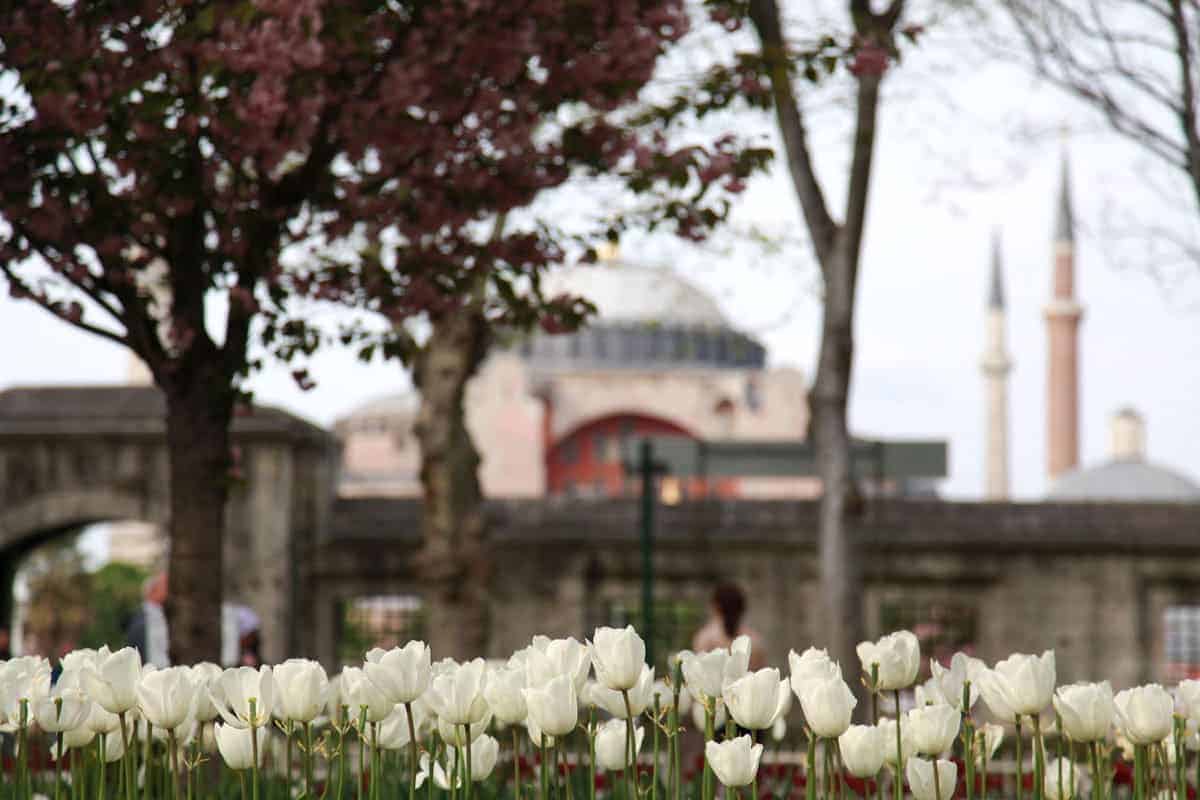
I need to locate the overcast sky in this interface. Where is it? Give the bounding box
[2,10,1197,502]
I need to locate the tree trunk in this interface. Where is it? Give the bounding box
[413,308,491,660]
[812,236,865,687]
[164,368,233,665]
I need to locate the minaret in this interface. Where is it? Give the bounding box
[981,231,1012,500]
[1045,151,1084,481]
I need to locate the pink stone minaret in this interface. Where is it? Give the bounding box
[981,231,1011,500]
[1045,151,1084,482]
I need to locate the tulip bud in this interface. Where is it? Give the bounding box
[210,666,276,729]
[1043,758,1080,800]
[681,637,751,702]
[857,632,920,691]
[595,718,646,771]
[839,724,886,778]
[51,725,96,761]
[215,723,263,770]
[906,757,957,800]
[377,702,423,750]
[927,653,983,711]
[906,703,960,756]
[138,666,199,731]
[190,663,223,723]
[273,659,329,724]
[976,723,1004,760]
[83,648,141,715]
[590,665,655,719]
[364,641,432,705]
[524,637,591,693]
[469,734,500,781]
[525,711,555,748]
[798,676,857,739]
[426,658,489,727]
[590,626,647,691]
[437,709,493,746]
[1176,680,1200,722]
[523,674,578,737]
[789,648,841,699]
[1053,682,1113,743]
[705,735,763,788]
[1114,684,1173,745]
[341,666,394,724]
[35,688,92,733]
[878,716,916,768]
[723,667,789,731]
[982,651,1056,717]
[484,664,527,726]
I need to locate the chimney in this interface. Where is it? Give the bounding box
[1110,408,1145,461]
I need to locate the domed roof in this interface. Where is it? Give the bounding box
[1048,459,1200,502]
[543,260,729,328]
[335,391,416,428]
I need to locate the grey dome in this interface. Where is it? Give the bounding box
[1049,459,1200,502]
[542,261,729,327]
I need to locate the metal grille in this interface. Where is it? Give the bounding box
[336,594,426,666]
[1164,606,1200,681]
[880,597,978,679]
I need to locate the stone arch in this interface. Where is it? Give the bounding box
[0,488,167,554]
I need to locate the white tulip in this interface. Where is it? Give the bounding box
[1114,684,1174,745]
[590,665,655,719]
[273,659,329,724]
[705,735,763,788]
[595,719,646,771]
[857,632,921,691]
[590,626,646,691]
[906,757,957,800]
[377,703,422,750]
[906,703,960,756]
[798,675,857,738]
[691,697,726,732]
[524,637,591,692]
[86,702,122,736]
[723,668,789,731]
[61,648,107,673]
[981,652,1056,717]
[210,666,276,729]
[34,687,92,733]
[771,715,787,741]
[839,724,886,778]
[99,729,126,762]
[51,725,96,760]
[878,716,916,768]
[1044,758,1080,800]
[84,647,142,715]
[1053,682,1114,743]
[977,671,1018,724]
[525,712,555,748]
[927,654,983,710]
[341,667,394,724]
[190,663,223,723]
[681,636,751,701]
[789,648,842,697]
[138,666,199,731]
[469,734,500,781]
[427,658,489,726]
[0,656,52,723]
[1177,681,1200,721]
[976,723,1004,760]
[651,679,692,717]
[364,641,432,705]
[214,723,263,770]
[523,674,577,737]
[484,664,527,725]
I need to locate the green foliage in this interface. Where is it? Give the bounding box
[78,561,148,651]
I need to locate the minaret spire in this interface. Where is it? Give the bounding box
[1045,145,1084,484]
[982,229,1012,500]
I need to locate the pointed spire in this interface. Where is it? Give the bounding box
[988,230,1005,309]
[1055,147,1074,243]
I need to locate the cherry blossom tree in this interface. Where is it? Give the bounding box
[0,1,764,661]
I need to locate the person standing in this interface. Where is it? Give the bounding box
[126,572,170,667]
[691,582,767,669]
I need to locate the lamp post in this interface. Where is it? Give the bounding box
[624,438,668,668]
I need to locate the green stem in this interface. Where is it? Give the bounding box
[1016,716,1024,800]
[540,735,549,800]
[622,690,636,800]
[893,692,903,800]
[144,721,154,800]
[170,731,180,800]
[404,704,419,800]
[250,700,260,800]
[1176,718,1186,800]
[514,727,524,800]
[703,705,715,800]
[55,731,64,800]
[240,770,248,800]
[1033,720,1045,800]
[356,708,367,800]
[285,724,293,800]
[463,725,473,800]
[933,759,942,800]
[652,696,661,800]
[305,722,315,800]
[560,740,575,800]
[981,733,989,800]
[1134,744,1145,800]
[18,702,28,800]
[98,734,107,800]
[963,683,975,800]
[806,732,817,800]
[588,709,597,800]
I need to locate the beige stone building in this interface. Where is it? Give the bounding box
[336,257,820,501]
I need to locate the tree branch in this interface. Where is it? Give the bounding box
[749,0,839,267]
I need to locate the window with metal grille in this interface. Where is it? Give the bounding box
[336,594,426,667]
[1164,606,1200,681]
[879,596,977,680]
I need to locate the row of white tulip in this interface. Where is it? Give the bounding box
[0,628,1192,800]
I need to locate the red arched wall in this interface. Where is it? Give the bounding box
[546,413,735,499]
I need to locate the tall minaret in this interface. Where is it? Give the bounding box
[981,231,1012,500]
[1045,151,1084,482]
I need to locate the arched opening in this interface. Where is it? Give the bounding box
[546,412,737,499]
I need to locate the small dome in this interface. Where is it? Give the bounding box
[543,260,729,328]
[1048,459,1200,502]
[334,392,416,431]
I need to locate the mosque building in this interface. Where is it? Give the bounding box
[335,257,820,500]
